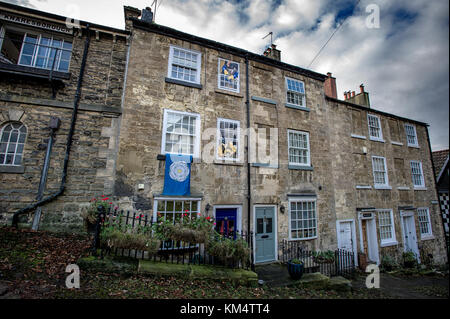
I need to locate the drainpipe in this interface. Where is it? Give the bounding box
[31,116,61,230]
[245,55,251,235]
[12,25,91,227]
[425,126,449,261]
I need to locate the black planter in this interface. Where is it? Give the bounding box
[287,260,305,280]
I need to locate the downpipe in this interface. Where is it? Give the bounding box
[12,25,91,227]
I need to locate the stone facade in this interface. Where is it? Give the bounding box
[0,3,447,266]
[0,2,128,232]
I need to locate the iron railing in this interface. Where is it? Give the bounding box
[280,239,356,278]
[92,206,254,270]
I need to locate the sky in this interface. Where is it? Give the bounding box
[5,0,449,151]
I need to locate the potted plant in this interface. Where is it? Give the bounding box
[206,232,251,267]
[312,250,335,264]
[287,258,305,280]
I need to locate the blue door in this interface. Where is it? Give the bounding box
[255,206,276,263]
[215,208,237,238]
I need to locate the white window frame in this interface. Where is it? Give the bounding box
[377,209,397,246]
[288,197,318,241]
[14,31,72,72]
[367,114,384,142]
[217,58,240,93]
[161,109,201,159]
[0,122,27,166]
[153,197,202,249]
[417,207,433,239]
[216,118,240,161]
[410,160,425,189]
[404,123,419,148]
[285,77,306,107]
[287,129,311,167]
[372,156,391,189]
[167,45,202,85]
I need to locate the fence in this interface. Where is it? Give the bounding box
[279,239,356,278]
[91,206,254,270]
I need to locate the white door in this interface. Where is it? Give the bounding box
[339,222,353,252]
[402,215,420,261]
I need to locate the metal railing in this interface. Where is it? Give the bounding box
[92,206,254,270]
[280,239,356,278]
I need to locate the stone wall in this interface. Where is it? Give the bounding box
[327,99,448,264]
[0,27,128,232]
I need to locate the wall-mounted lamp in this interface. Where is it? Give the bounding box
[280,205,285,214]
[205,203,211,212]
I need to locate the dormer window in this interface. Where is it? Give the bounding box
[0,27,72,72]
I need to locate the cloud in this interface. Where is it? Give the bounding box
[5,0,449,150]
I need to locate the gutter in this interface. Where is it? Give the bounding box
[245,55,251,236]
[12,25,91,227]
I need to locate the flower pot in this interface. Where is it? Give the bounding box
[287,260,304,280]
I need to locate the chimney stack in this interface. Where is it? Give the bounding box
[324,72,337,99]
[123,6,141,30]
[263,44,281,61]
[344,84,370,108]
[141,7,154,23]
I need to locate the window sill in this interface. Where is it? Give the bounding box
[413,187,427,191]
[285,103,310,112]
[351,134,366,140]
[0,165,25,174]
[369,137,385,143]
[288,236,318,241]
[374,185,392,190]
[420,235,434,241]
[0,62,70,82]
[214,159,244,166]
[251,96,277,105]
[380,241,398,247]
[288,165,313,171]
[356,185,372,189]
[214,88,243,98]
[397,186,410,191]
[391,141,403,146]
[165,77,202,89]
[407,144,420,149]
[251,163,279,169]
[156,154,199,163]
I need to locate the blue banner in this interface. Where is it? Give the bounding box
[162,153,192,196]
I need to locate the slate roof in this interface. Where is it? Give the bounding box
[432,149,449,178]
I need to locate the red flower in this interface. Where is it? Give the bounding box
[206,216,210,220]
[102,197,109,201]
[101,195,105,197]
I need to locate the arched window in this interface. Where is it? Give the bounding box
[0,122,27,166]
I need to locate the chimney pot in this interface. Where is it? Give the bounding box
[360,84,364,93]
[327,72,332,77]
[344,92,347,100]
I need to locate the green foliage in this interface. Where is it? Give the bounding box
[152,213,215,244]
[81,195,113,226]
[312,250,335,264]
[380,254,399,272]
[402,251,418,268]
[290,258,304,265]
[206,232,251,266]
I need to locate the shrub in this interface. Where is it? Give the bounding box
[312,250,335,264]
[81,195,113,226]
[402,251,418,268]
[290,258,304,265]
[206,232,251,266]
[380,254,398,272]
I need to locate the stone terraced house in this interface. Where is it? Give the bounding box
[0,3,447,266]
